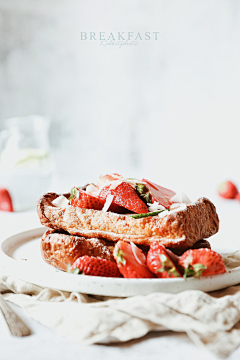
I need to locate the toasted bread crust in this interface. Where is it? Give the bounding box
[41,229,115,271]
[37,193,219,248]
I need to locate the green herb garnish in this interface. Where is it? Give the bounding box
[128,210,168,219]
[135,183,152,205]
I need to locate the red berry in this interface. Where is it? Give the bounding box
[142,179,175,208]
[69,256,121,277]
[99,182,148,214]
[234,193,240,202]
[147,242,182,278]
[114,241,156,278]
[70,189,126,213]
[218,181,238,199]
[0,188,13,212]
[178,248,226,278]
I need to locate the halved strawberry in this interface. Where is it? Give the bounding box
[113,241,156,278]
[142,179,175,209]
[178,248,226,278]
[68,256,121,277]
[69,187,126,213]
[99,182,148,214]
[70,188,105,210]
[147,242,182,278]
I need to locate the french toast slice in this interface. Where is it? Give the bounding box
[37,192,219,248]
[41,229,211,271]
[41,229,115,271]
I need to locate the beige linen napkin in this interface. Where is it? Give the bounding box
[1,252,240,358]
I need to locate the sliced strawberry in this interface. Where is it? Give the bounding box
[0,188,13,212]
[70,189,105,210]
[69,256,121,277]
[142,179,175,209]
[147,242,182,278]
[178,248,226,278]
[113,241,156,278]
[99,182,148,214]
[70,188,127,213]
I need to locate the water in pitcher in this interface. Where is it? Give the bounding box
[0,115,53,211]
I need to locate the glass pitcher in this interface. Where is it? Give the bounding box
[0,115,53,211]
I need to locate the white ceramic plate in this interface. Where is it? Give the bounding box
[1,227,240,297]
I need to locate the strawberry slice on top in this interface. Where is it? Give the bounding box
[70,188,105,210]
[69,187,126,213]
[142,179,176,209]
[99,181,149,214]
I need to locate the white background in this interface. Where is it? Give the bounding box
[1,2,240,358]
[0,0,240,200]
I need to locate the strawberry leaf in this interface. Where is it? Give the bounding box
[71,267,80,274]
[157,253,180,277]
[69,187,79,202]
[169,267,181,277]
[136,183,152,204]
[114,246,126,265]
[192,263,207,277]
[66,263,71,273]
[183,262,207,279]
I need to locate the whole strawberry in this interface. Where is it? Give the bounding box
[114,241,156,278]
[178,248,226,278]
[0,188,13,212]
[69,256,121,277]
[147,242,182,278]
[218,181,238,199]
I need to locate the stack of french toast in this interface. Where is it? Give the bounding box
[37,173,219,274]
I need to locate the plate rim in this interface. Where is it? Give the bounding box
[1,227,240,297]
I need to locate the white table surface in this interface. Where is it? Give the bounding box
[0,197,240,360]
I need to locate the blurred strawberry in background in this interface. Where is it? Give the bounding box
[218,181,240,202]
[0,188,13,212]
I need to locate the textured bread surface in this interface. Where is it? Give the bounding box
[37,192,219,248]
[41,229,115,271]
